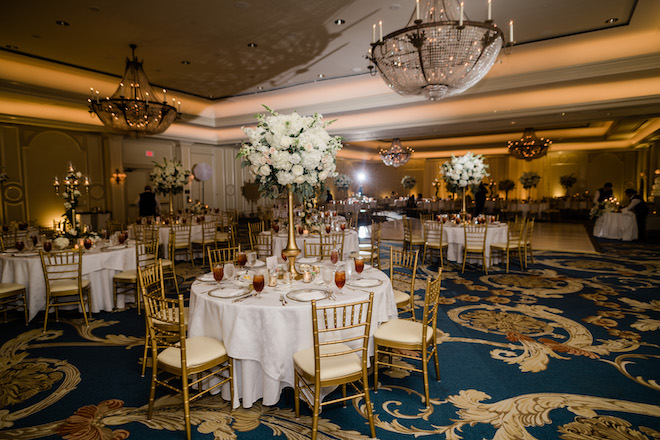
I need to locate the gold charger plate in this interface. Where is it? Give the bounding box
[286,288,330,302]
[345,278,383,288]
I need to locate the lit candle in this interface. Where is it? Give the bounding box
[379,20,383,41]
[459,2,464,26]
[172,98,176,108]
[488,0,492,20]
[95,90,99,103]
[145,92,149,105]
[416,0,420,20]
[89,87,93,99]
[84,176,90,187]
[303,270,312,283]
[509,20,514,42]
[163,89,167,103]
[177,101,181,112]
[372,24,376,43]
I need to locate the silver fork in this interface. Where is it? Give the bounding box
[279,294,288,306]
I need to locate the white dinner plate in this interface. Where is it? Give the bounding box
[208,286,250,299]
[287,288,330,302]
[297,257,319,264]
[245,260,266,268]
[197,273,216,282]
[103,244,128,251]
[13,251,39,257]
[345,278,383,288]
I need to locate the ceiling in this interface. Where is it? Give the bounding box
[1,0,659,160]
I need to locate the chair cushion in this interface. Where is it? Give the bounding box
[158,336,227,369]
[393,289,410,307]
[161,259,173,267]
[0,283,25,295]
[293,343,362,381]
[113,269,137,282]
[215,232,229,241]
[490,242,508,249]
[49,279,91,294]
[374,319,433,345]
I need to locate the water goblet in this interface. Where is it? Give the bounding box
[224,263,235,281]
[325,224,331,234]
[273,223,280,233]
[213,264,224,285]
[247,251,257,267]
[321,267,333,285]
[340,223,346,231]
[31,235,38,246]
[118,233,126,245]
[334,269,346,293]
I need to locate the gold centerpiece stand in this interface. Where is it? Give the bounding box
[282,185,302,279]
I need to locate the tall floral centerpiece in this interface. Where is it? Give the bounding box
[441,152,489,216]
[150,158,191,217]
[238,106,341,276]
[560,174,578,197]
[333,174,352,200]
[401,175,416,192]
[519,171,541,200]
[498,179,515,200]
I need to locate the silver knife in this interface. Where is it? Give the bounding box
[233,292,257,303]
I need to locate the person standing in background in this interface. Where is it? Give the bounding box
[623,188,648,240]
[135,185,160,217]
[326,189,333,202]
[593,182,613,203]
[474,182,487,216]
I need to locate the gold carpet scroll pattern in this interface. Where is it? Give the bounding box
[559,415,660,440]
[445,304,640,373]
[0,329,81,430]
[483,270,584,299]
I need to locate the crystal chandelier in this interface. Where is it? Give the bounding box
[380,138,414,167]
[508,128,552,161]
[368,0,509,101]
[89,45,178,137]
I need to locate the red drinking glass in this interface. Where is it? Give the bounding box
[237,252,247,268]
[354,257,364,275]
[43,241,52,252]
[297,225,303,234]
[325,225,331,234]
[16,241,24,251]
[118,233,126,244]
[213,264,224,283]
[273,223,280,233]
[253,274,265,293]
[340,223,346,231]
[84,238,92,250]
[334,270,346,291]
[330,249,339,265]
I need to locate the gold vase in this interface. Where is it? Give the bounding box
[461,188,467,218]
[283,185,301,278]
[168,191,174,218]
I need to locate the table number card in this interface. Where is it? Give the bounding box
[266,256,278,271]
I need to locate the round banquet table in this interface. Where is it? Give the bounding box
[424,221,508,265]
[0,243,136,321]
[593,211,638,241]
[188,265,397,409]
[268,229,359,261]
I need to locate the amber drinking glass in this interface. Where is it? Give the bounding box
[354,257,364,277]
[273,223,280,233]
[253,274,265,293]
[237,252,247,268]
[297,225,303,234]
[325,225,331,234]
[83,238,92,250]
[16,241,25,252]
[213,264,224,283]
[118,233,126,244]
[334,269,346,292]
[281,250,287,261]
[330,249,339,265]
[340,223,346,231]
[43,240,52,252]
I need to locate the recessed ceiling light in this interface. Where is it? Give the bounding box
[247,43,258,48]
[56,20,70,26]
[318,73,325,78]
[181,60,191,64]
[605,17,619,24]
[257,86,264,90]
[334,19,346,25]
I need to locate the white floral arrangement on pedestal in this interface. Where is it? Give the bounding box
[334,174,352,190]
[519,171,541,189]
[401,175,417,190]
[53,236,70,250]
[237,106,342,199]
[150,158,191,195]
[441,152,489,190]
[590,197,618,220]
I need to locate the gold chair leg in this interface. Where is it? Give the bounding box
[362,374,377,439]
[373,347,380,392]
[182,378,192,440]
[294,374,301,418]
[422,357,430,407]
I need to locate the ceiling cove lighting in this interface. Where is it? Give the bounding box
[367,0,512,101]
[88,44,179,137]
[380,138,414,167]
[508,128,552,160]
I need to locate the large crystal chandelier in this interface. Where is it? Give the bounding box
[508,128,552,161]
[368,0,508,101]
[380,138,414,167]
[88,45,178,137]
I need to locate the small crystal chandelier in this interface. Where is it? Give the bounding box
[88,45,178,137]
[368,0,510,101]
[508,128,552,161]
[380,138,414,167]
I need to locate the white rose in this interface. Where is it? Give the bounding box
[292,165,304,176]
[259,165,271,176]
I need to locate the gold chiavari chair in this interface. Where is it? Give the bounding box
[389,247,419,321]
[522,218,535,267]
[207,245,241,268]
[489,220,525,272]
[403,217,424,252]
[331,231,345,258]
[374,274,442,407]
[248,221,265,251]
[169,224,193,265]
[215,217,236,248]
[350,222,382,269]
[303,239,324,261]
[192,220,220,267]
[0,282,28,324]
[106,219,125,235]
[134,223,158,242]
[419,212,434,221]
[293,292,376,440]
[1,230,28,250]
[462,223,488,273]
[422,221,448,267]
[254,233,273,261]
[112,238,159,313]
[39,248,91,330]
[144,289,233,440]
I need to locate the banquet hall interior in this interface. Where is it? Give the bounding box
[1,1,659,439]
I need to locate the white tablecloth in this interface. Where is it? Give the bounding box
[593,212,638,241]
[270,230,359,261]
[0,245,136,321]
[188,267,397,408]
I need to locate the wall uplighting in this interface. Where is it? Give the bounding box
[112,169,127,184]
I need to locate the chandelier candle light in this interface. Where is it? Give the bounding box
[89,45,179,137]
[368,0,511,101]
[53,163,90,231]
[238,106,341,278]
[508,128,552,160]
[380,138,413,167]
[441,152,489,216]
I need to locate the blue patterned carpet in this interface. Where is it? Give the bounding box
[1,237,659,440]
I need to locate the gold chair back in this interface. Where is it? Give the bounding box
[248,221,265,250]
[462,223,488,273]
[208,245,241,268]
[389,247,419,320]
[169,224,193,263]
